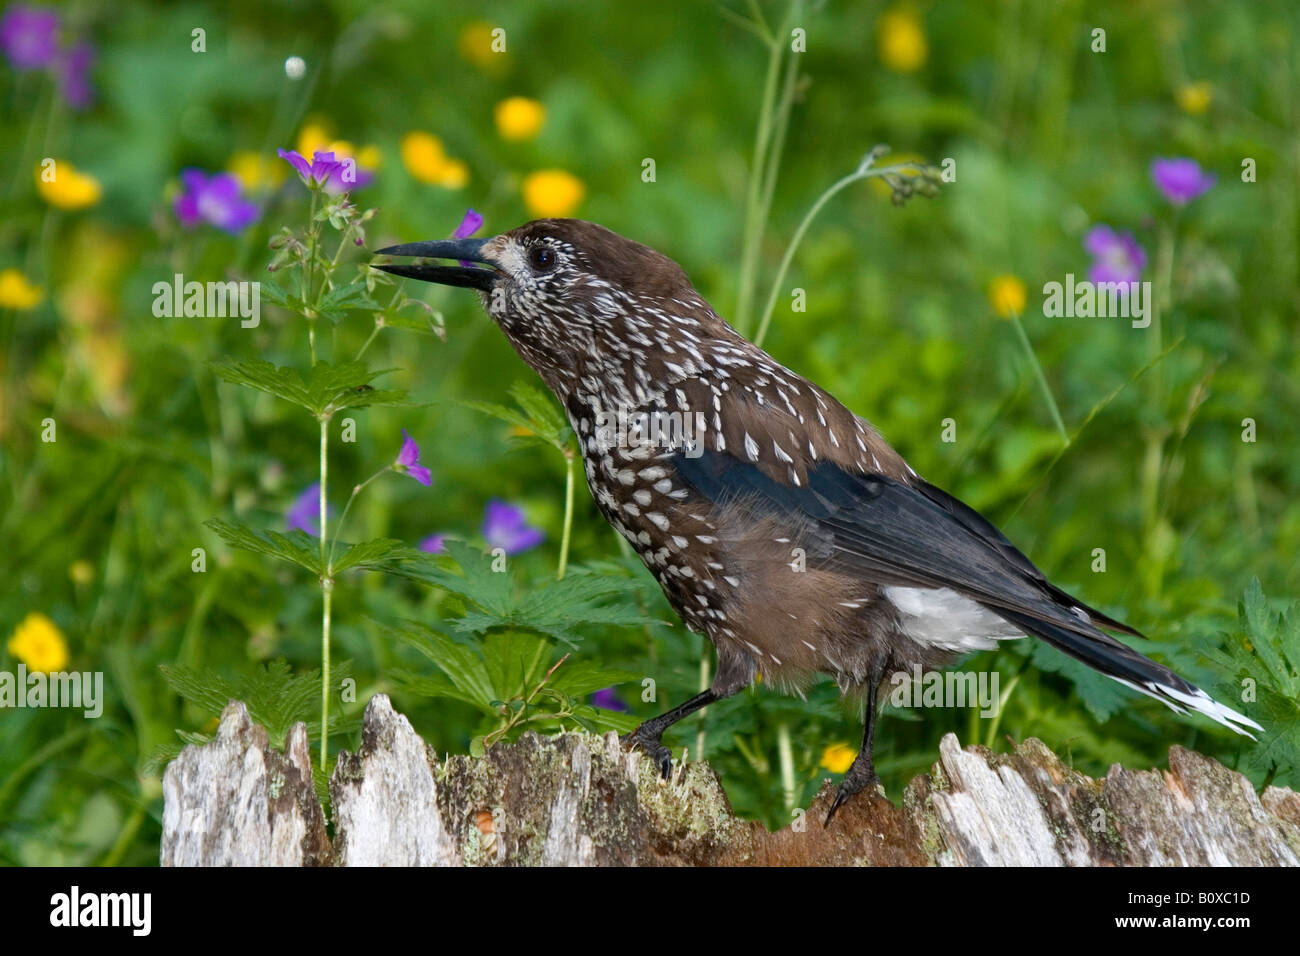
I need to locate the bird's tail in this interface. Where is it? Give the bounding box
[994,607,1263,739]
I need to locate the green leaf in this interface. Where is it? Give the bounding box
[210,358,410,416]
[330,537,409,575]
[259,280,296,309]
[508,381,569,438]
[1203,579,1300,779]
[317,280,382,323]
[385,539,516,616]
[390,620,499,714]
[209,358,313,410]
[205,517,321,575]
[306,362,411,413]
[384,542,652,648]
[464,379,573,453]
[383,306,444,336]
[159,659,358,748]
[546,660,642,697]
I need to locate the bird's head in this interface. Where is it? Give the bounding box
[374,219,722,397]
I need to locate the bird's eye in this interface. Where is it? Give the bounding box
[528,245,556,272]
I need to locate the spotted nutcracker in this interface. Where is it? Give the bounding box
[375,219,1261,824]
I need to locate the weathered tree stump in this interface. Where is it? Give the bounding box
[161,694,1300,866]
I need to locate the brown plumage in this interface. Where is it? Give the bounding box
[375,219,1261,825]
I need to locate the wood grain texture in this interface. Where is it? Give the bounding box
[161,694,1300,867]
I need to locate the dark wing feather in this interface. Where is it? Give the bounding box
[675,449,1127,642]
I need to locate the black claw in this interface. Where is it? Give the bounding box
[655,751,672,780]
[824,788,852,828]
[620,728,673,780]
[823,765,880,828]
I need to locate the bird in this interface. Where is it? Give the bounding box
[374,218,1261,825]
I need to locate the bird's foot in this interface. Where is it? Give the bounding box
[823,763,879,828]
[620,725,673,780]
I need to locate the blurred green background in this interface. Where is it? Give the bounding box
[2,0,1298,864]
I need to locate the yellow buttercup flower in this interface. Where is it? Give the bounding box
[400,132,467,188]
[35,160,102,209]
[228,151,286,191]
[295,122,380,172]
[820,743,856,775]
[68,560,95,585]
[522,169,585,218]
[459,20,505,70]
[438,159,468,189]
[1176,81,1212,116]
[401,131,447,182]
[8,612,69,673]
[296,120,333,160]
[356,144,382,170]
[988,274,1027,319]
[878,7,927,73]
[0,269,43,309]
[495,97,546,141]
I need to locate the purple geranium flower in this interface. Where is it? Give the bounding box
[54,41,93,109]
[287,483,331,537]
[173,169,260,234]
[591,688,627,712]
[453,208,484,267]
[394,429,432,486]
[454,208,483,239]
[418,534,445,554]
[483,499,544,555]
[277,148,344,188]
[1151,158,1216,206]
[1084,225,1147,286]
[0,5,59,70]
[322,157,373,195]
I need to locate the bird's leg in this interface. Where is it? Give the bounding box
[621,688,720,780]
[824,678,883,827]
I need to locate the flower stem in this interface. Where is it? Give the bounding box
[695,650,711,760]
[1009,311,1069,446]
[355,322,383,361]
[327,465,391,569]
[754,154,930,349]
[734,6,789,336]
[305,190,320,366]
[777,721,796,814]
[327,220,355,287]
[319,415,330,770]
[557,451,576,580]
[320,578,333,770]
[1139,222,1177,598]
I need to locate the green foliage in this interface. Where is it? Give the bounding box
[390,623,640,749]
[465,380,574,456]
[205,517,324,575]
[1206,580,1300,782]
[387,540,652,648]
[208,358,408,416]
[155,659,360,754]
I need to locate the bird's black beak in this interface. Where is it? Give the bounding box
[371,238,500,292]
